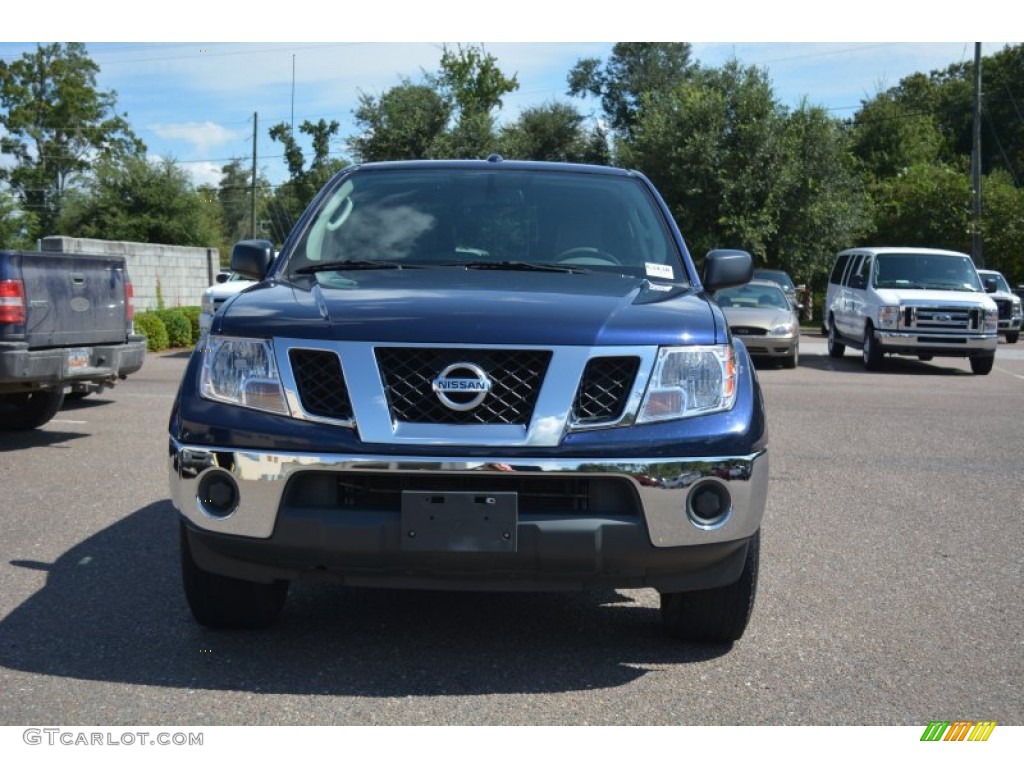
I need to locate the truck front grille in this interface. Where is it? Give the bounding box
[375,347,551,425]
[730,326,768,337]
[903,306,978,332]
[289,348,353,420]
[572,356,639,424]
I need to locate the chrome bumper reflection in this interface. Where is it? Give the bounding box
[169,439,768,548]
[876,331,997,351]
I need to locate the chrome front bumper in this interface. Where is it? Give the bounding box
[876,331,997,353]
[169,440,768,549]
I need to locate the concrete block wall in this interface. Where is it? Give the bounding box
[40,236,219,312]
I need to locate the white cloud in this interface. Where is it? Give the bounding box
[148,122,242,154]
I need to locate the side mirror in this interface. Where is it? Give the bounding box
[215,272,230,284]
[984,279,997,294]
[703,249,753,292]
[231,240,275,281]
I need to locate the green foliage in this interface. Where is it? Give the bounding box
[870,162,972,250]
[350,81,450,162]
[134,312,169,352]
[178,306,202,343]
[154,309,193,348]
[568,43,695,140]
[53,156,220,246]
[0,43,145,240]
[624,60,786,262]
[0,187,36,249]
[980,170,1024,284]
[498,102,609,164]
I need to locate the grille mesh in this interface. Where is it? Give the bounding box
[375,347,551,425]
[572,356,639,424]
[289,349,353,420]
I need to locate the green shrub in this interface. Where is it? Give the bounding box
[179,306,201,342]
[155,309,193,348]
[135,312,169,352]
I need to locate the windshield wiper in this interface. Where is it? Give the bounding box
[447,260,588,274]
[294,260,423,275]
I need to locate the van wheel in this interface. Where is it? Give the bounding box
[827,319,845,358]
[0,388,65,430]
[660,531,759,643]
[180,522,288,629]
[970,355,994,375]
[863,325,883,371]
[1007,332,1019,344]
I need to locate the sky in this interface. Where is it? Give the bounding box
[1,3,1015,189]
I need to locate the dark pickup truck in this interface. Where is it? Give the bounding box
[169,159,768,643]
[0,249,146,430]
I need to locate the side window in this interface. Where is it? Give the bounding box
[842,254,863,287]
[829,253,850,285]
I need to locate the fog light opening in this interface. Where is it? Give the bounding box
[197,470,239,519]
[686,481,732,530]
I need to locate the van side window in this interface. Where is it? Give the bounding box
[843,254,863,287]
[829,253,850,285]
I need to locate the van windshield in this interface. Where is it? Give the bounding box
[872,253,983,292]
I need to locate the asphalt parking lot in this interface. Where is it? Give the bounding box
[1,338,1022,726]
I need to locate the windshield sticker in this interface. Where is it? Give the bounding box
[646,263,674,280]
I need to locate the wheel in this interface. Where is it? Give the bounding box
[970,355,994,375]
[180,522,288,629]
[0,388,65,430]
[862,324,883,371]
[827,317,845,358]
[917,354,934,362]
[554,247,621,266]
[782,344,799,369]
[1007,332,1019,344]
[660,530,759,643]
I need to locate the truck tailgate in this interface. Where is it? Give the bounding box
[14,251,131,347]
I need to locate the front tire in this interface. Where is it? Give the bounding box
[827,318,845,358]
[0,388,65,430]
[1006,332,1019,344]
[180,522,288,629]
[970,355,994,375]
[660,530,760,643]
[862,325,883,371]
[782,345,799,369]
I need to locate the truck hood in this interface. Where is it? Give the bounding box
[215,268,722,347]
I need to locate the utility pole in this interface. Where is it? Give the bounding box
[251,111,258,241]
[971,43,983,267]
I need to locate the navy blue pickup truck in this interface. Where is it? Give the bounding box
[1,249,146,429]
[169,159,768,643]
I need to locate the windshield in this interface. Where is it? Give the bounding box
[980,272,1010,292]
[752,270,795,291]
[715,283,791,310]
[286,168,684,283]
[872,253,984,292]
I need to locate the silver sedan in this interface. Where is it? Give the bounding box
[715,279,801,368]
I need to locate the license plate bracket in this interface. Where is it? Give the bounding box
[401,491,517,552]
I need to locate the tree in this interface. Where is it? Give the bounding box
[869,162,972,251]
[0,43,144,240]
[429,44,519,158]
[851,89,944,180]
[0,186,36,249]
[568,43,695,141]
[980,169,1024,284]
[498,102,609,164]
[772,102,872,288]
[54,156,220,247]
[350,81,450,162]
[267,119,347,244]
[623,60,786,262]
[217,158,272,246]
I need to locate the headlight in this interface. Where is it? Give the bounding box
[201,294,215,314]
[1012,300,1022,319]
[637,345,737,424]
[199,336,289,415]
[984,309,998,334]
[768,320,797,337]
[878,305,900,329]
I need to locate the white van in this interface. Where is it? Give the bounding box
[823,247,998,374]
